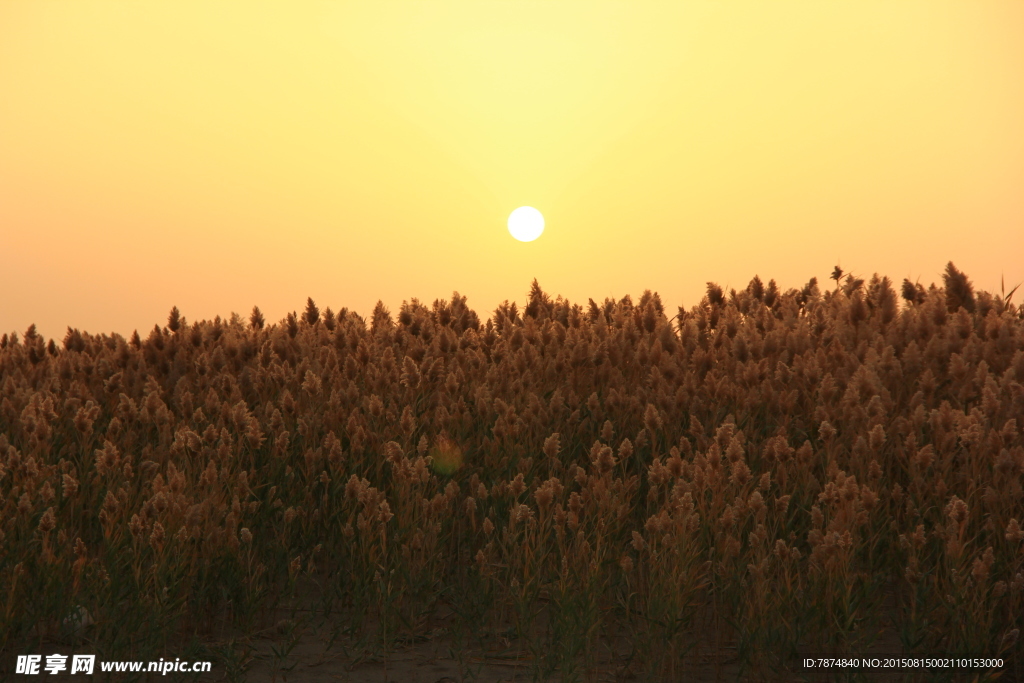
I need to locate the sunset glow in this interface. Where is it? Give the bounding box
[1,1,1022,338]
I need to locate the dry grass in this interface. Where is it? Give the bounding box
[1,264,1022,682]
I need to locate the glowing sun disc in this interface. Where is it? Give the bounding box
[508,206,545,242]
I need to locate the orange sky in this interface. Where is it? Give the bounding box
[2,1,1023,340]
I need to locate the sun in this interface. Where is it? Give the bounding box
[507,206,545,242]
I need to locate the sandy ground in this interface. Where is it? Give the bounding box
[4,582,1013,682]
[4,624,1005,683]
[4,624,763,683]
[3,591,802,683]
[2,614,943,683]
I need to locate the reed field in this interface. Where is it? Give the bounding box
[2,263,1023,682]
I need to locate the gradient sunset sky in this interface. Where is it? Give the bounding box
[2,1,1023,340]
